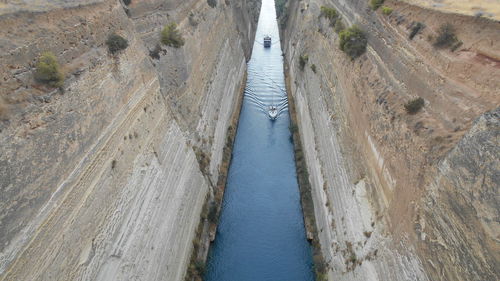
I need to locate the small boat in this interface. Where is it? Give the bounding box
[263,36,272,48]
[269,105,278,120]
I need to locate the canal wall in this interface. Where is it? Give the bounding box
[0,0,260,280]
[281,0,499,280]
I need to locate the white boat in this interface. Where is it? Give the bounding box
[269,105,278,120]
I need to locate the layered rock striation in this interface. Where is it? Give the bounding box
[281,0,499,280]
[0,0,259,280]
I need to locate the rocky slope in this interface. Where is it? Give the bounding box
[281,0,499,280]
[0,0,259,280]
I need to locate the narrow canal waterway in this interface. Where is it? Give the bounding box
[204,0,314,280]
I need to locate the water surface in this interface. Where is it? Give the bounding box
[205,0,314,280]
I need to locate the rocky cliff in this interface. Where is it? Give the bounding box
[281,0,499,280]
[0,0,259,280]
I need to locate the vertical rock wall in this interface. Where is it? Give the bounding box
[0,0,260,280]
[281,0,499,280]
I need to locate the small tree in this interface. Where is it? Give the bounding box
[311,64,317,73]
[35,52,64,87]
[404,97,425,114]
[106,33,129,54]
[339,25,367,59]
[161,23,185,48]
[123,0,131,5]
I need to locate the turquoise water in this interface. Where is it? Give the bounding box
[204,0,314,280]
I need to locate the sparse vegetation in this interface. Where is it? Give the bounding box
[339,25,367,59]
[149,44,161,60]
[404,97,425,114]
[381,6,393,15]
[370,0,384,10]
[106,33,129,54]
[275,0,288,28]
[433,23,461,50]
[275,0,287,18]
[207,0,217,8]
[299,54,309,70]
[34,52,64,87]
[311,64,317,73]
[161,23,185,48]
[334,18,345,33]
[409,22,424,40]
[320,6,338,25]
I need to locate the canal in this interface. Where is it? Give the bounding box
[204,0,315,280]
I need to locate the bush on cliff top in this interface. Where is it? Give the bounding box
[106,33,129,54]
[320,6,338,25]
[434,23,461,50]
[161,23,185,48]
[370,0,384,10]
[35,52,64,87]
[404,97,425,114]
[409,22,424,40]
[339,25,367,59]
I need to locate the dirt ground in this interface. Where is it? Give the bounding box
[401,0,500,20]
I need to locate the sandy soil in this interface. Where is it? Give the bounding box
[401,0,500,20]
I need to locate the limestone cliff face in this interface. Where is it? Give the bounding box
[0,0,259,280]
[281,0,499,280]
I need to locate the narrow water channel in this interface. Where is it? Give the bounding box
[204,0,314,280]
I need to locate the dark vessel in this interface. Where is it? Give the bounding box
[263,35,271,48]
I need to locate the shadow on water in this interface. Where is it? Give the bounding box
[204,0,315,280]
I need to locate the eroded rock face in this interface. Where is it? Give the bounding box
[0,0,260,280]
[281,0,499,280]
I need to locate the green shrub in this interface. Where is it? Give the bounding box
[311,64,317,73]
[381,6,393,15]
[433,23,459,49]
[34,52,64,87]
[299,54,308,70]
[334,18,345,33]
[370,0,384,10]
[106,33,129,54]
[404,97,425,114]
[123,0,131,5]
[409,22,424,40]
[339,25,367,59]
[207,0,217,8]
[320,6,338,25]
[161,23,185,48]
